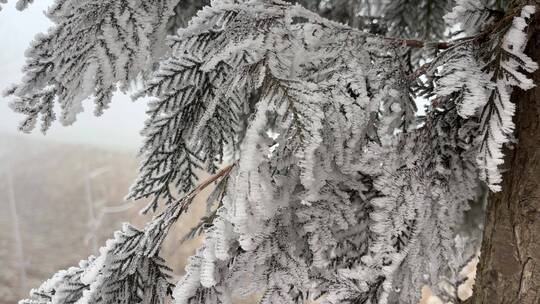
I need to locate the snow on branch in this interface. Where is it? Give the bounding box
[4,0,178,132]
[422,4,539,191]
[20,164,234,304]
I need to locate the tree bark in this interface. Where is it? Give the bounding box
[470,14,540,304]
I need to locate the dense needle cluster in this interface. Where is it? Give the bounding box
[4,0,538,303]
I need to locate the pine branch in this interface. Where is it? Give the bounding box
[5,0,177,132]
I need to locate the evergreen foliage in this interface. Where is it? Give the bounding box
[4,0,179,132]
[5,0,538,303]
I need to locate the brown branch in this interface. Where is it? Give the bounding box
[167,164,235,244]
[190,163,235,197]
[385,38,453,49]
[155,163,234,225]
[385,9,520,51]
[408,62,432,81]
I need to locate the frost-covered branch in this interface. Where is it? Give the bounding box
[20,162,235,304]
[13,1,540,304]
[4,0,179,132]
[417,2,538,191]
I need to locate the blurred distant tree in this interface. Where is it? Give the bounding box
[3,0,539,303]
[6,169,28,298]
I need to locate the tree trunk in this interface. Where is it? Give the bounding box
[470,14,540,304]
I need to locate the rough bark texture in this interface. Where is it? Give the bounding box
[470,14,540,304]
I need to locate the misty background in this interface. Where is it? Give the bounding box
[0,2,159,303]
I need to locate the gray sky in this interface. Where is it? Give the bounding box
[0,1,147,151]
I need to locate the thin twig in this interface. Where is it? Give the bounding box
[385,38,453,49]
[408,62,432,81]
[398,8,521,81]
[387,8,519,52]
[190,163,235,197]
